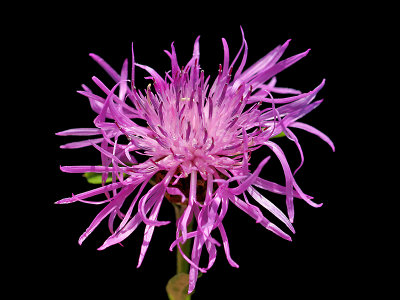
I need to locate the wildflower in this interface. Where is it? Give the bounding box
[56,28,334,293]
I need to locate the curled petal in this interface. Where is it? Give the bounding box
[55,181,125,204]
[229,194,292,241]
[263,141,295,223]
[78,184,137,245]
[137,194,165,268]
[247,186,295,233]
[166,187,186,203]
[218,223,239,268]
[229,156,271,195]
[178,170,197,243]
[290,121,335,152]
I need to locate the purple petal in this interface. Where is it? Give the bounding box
[137,182,169,227]
[179,170,197,242]
[166,187,186,203]
[229,194,292,241]
[247,186,295,233]
[131,43,135,89]
[229,156,271,195]
[284,127,304,175]
[60,165,127,174]
[264,141,295,222]
[135,63,167,92]
[166,41,179,78]
[137,193,165,268]
[60,138,104,149]
[55,181,125,204]
[78,184,137,245]
[81,84,106,114]
[221,38,230,77]
[253,177,312,200]
[238,39,290,84]
[90,140,127,166]
[218,223,239,268]
[232,26,248,81]
[188,235,202,294]
[138,168,176,227]
[290,121,335,152]
[119,58,129,100]
[98,178,153,250]
[89,53,121,83]
[249,48,310,89]
[56,128,102,136]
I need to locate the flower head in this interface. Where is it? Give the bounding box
[57,28,334,293]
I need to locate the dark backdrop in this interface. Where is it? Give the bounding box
[16,2,373,299]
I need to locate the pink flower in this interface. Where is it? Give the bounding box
[56,28,334,293]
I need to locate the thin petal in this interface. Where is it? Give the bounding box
[89,53,121,83]
[138,168,176,226]
[188,236,202,294]
[60,138,104,149]
[264,141,295,222]
[137,182,169,227]
[90,140,127,166]
[60,165,129,174]
[229,194,292,241]
[290,121,335,152]
[253,177,312,200]
[119,58,129,100]
[137,194,164,267]
[247,186,295,233]
[230,156,271,195]
[238,39,290,83]
[233,26,248,81]
[179,170,197,242]
[218,223,239,268]
[221,38,230,76]
[131,43,135,89]
[135,63,167,91]
[97,177,154,250]
[56,128,102,136]
[166,187,186,203]
[249,48,310,88]
[78,184,137,245]
[55,181,125,204]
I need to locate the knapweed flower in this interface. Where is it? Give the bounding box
[57,28,334,293]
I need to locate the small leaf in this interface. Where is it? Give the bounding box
[166,273,192,300]
[83,172,113,184]
[83,171,128,184]
[271,131,286,139]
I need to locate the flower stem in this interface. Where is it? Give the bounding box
[166,203,195,300]
[173,204,193,275]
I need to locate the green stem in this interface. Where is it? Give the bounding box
[166,204,194,300]
[173,204,193,275]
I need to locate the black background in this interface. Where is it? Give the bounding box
[11,2,386,299]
